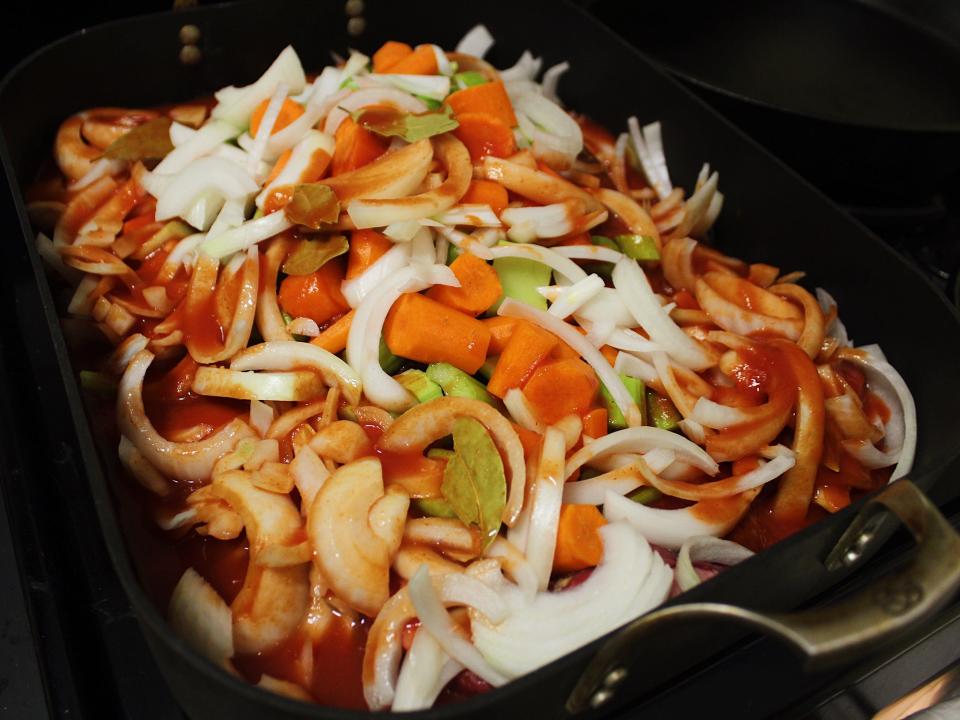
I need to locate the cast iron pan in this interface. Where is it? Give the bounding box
[2,1,960,718]
[588,0,960,204]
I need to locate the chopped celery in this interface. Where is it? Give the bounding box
[628,487,662,505]
[600,375,645,430]
[395,369,443,404]
[379,337,404,374]
[647,389,681,430]
[590,235,620,251]
[477,357,497,382]
[491,256,552,312]
[426,362,494,405]
[454,71,488,89]
[615,234,660,261]
[80,370,117,395]
[447,241,463,265]
[414,95,443,111]
[413,497,458,518]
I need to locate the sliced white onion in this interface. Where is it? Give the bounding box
[498,298,642,426]
[614,351,659,385]
[627,117,671,200]
[246,82,289,173]
[286,317,320,337]
[36,232,81,283]
[199,210,292,259]
[678,418,707,444]
[347,264,458,412]
[815,287,852,347]
[674,169,720,239]
[341,243,412,308]
[501,201,591,242]
[168,568,234,665]
[212,46,306,128]
[690,396,752,429]
[155,156,258,224]
[676,537,754,591]
[410,227,437,266]
[250,399,274,437]
[393,627,463,712]
[456,24,495,57]
[524,427,566,590]
[565,426,718,479]
[546,273,604,319]
[256,130,334,209]
[552,244,624,264]
[500,50,542,82]
[437,226,494,260]
[367,74,451,102]
[266,67,344,158]
[408,566,508,686]
[72,157,126,191]
[152,120,242,178]
[541,62,570,104]
[613,258,713,371]
[323,88,428,136]
[432,204,501,228]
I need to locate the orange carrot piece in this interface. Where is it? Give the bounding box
[600,345,618,366]
[522,358,599,424]
[332,116,390,175]
[484,316,519,355]
[513,422,543,461]
[453,112,517,162]
[487,322,558,398]
[346,229,393,279]
[550,338,580,360]
[582,408,608,438]
[446,81,517,128]
[311,310,355,354]
[263,148,292,187]
[674,290,700,310]
[382,44,438,75]
[383,293,491,374]
[250,97,305,137]
[426,253,502,316]
[553,504,607,573]
[278,259,349,326]
[372,41,413,73]
[460,179,509,215]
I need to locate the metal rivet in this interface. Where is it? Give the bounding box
[844,530,874,566]
[179,24,201,45]
[344,0,364,17]
[604,667,628,688]
[179,45,202,65]
[590,689,614,709]
[346,16,366,36]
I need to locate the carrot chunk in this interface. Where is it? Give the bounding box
[250,97,305,136]
[453,112,517,162]
[446,82,517,127]
[278,259,349,326]
[332,116,390,175]
[486,321,558,398]
[311,310,354,354]
[426,253,502,316]
[382,45,438,75]
[553,504,606,573]
[582,408,608,438]
[373,41,413,73]
[346,229,393,279]
[483,316,519,355]
[383,293,491,374]
[522,358,599,424]
[461,179,509,215]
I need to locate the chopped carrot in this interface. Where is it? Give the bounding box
[263,148,292,187]
[461,179,509,215]
[427,253,502,316]
[523,358,599,424]
[553,504,606,573]
[445,82,517,128]
[346,229,393,279]
[382,44,438,75]
[278,259,349,326]
[372,41,413,73]
[582,408,608,438]
[121,213,156,235]
[250,97,305,137]
[483,317,518,355]
[600,345,618,366]
[550,339,580,360]
[453,112,517,162]
[513,422,543,460]
[332,116,390,175]
[487,322,558,398]
[674,290,700,310]
[554,232,592,247]
[383,293,491,374]
[311,310,354,354]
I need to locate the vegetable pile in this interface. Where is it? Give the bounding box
[31,24,916,711]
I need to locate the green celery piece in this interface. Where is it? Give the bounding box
[426,363,494,405]
[379,337,404,374]
[414,497,458,518]
[600,375,645,430]
[615,234,661,261]
[415,95,443,110]
[80,370,117,395]
[628,487,662,505]
[447,241,463,265]
[477,357,497,382]
[395,369,443,404]
[590,235,620,251]
[647,389,681,430]
[491,256,552,313]
[454,71,488,89]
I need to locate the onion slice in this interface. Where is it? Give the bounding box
[675,537,753,592]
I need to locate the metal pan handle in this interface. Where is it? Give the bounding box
[567,480,960,714]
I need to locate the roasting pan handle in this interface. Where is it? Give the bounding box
[567,480,960,714]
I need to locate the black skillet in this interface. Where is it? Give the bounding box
[588,0,960,204]
[2,1,960,718]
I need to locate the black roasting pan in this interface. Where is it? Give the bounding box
[2,1,960,718]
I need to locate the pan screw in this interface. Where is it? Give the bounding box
[345,0,364,16]
[179,45,202,65]
[604,667,628,688]
[347,16,366,36]
[179,24,201,45]
[844,530,874,566]
[590,689,614,709]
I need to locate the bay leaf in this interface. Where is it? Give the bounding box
[102,117,174,162]
[441,416,506,546]
[281,234,349,276]
[284,183,341,229]
[351,105,459,144]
